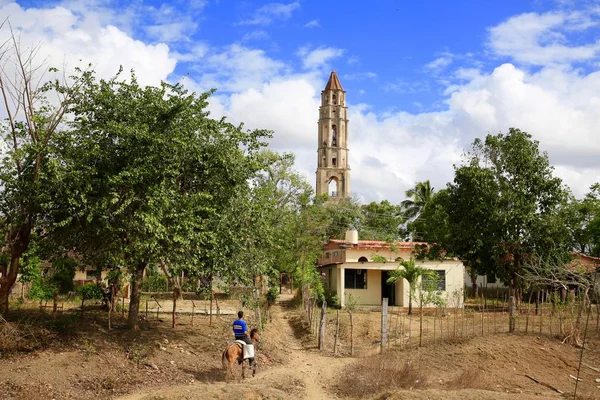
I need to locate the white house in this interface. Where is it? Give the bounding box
[318,233,465,308]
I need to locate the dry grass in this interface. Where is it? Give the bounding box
[335,354,429,398]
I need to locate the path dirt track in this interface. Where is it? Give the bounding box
[117,296,581,400]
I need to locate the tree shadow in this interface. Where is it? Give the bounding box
[181,366,227,382]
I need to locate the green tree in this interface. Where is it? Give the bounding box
[564,184,600,256]
[447,128,569,314]
[50,69,269,329]
[360,200,406,240]
[0,29,78,312]
[401,180,434,220]
[386,257,426,315]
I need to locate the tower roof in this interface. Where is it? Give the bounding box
[324,71,343,91]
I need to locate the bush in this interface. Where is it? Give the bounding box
[77,283,105,301]
[265,286,279,306]
[141,274,168,292]
[319,289,340,309]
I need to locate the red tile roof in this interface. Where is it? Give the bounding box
[327,239,428,250]
[569,252,600,272]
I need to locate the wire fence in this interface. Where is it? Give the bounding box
[302,298,600,357]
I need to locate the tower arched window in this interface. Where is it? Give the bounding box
[332,94,337,104]
[331,125,337,147]
[328,177,339,197]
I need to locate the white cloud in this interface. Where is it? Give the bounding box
[194,44,288,92]
[241,30,270,42]
[425,56,453,72]
[238,1,300,26]
[298,46,344,70]
[488,10,600,65]
[3,1,599,204]
[304,19,320,28]
[0,2,177,87]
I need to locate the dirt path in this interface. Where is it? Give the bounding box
[118,296,351,400]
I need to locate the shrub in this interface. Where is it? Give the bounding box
[77,283,105,301]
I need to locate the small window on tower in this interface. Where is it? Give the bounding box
[332,94,337,104]
[332,158,337,166]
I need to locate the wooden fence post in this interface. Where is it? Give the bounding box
[381,298,388,353]
[318,300,327,350]
[508,296,516,333]
[333,309,340,355]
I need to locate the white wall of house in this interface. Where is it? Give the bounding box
[327,259,465,308]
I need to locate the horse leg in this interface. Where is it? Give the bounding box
[241,358,246,379]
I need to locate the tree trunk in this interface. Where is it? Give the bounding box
[172,287,179,328]
[127,263,146,330]
[408,289,413,315]
[0,229,30,314]
[508,295,516,333]
[470,269,478,299]
[160,262,183,300]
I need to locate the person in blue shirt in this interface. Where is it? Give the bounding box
[232,311,255,366]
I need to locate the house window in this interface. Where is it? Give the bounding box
[422,270,446,291]
[345,269,367,289]
[358,256,368,263]
[86,269,100,280]
[326,252,331,259]
[328,269,332,289]
[487,273,496,284]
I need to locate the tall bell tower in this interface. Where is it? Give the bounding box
[316,71,351,199]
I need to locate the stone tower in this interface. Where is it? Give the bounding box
[315,71,350,199]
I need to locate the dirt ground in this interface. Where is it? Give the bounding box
[2,294,600,399]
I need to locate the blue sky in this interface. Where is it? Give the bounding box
[3,0,600,203]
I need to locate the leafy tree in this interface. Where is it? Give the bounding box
[408,189,451,247]
[564,184,600,256]
[401,180,434,220]
[50,69,269,329]
[386,257,426,315]
[0,27,79,312]
[360,200,406,240]
[447,128,569,311]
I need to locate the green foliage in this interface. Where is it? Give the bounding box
[265,285,279,306]
[28,276,56,301]
[386,257,426,315]
[443,128,570,294]
[77,283,105,300]
[401,180,434,220]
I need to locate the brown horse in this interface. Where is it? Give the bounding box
[221,328,259,379]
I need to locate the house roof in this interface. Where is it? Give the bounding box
[327,239,428,250]
[324,71,344,91]
[569,252,600,272]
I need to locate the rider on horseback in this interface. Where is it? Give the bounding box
[232,311,255,367]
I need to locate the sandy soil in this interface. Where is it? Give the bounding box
[2,294,600,399]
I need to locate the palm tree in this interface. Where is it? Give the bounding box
[401,180,434,220]
[386,258,426,315]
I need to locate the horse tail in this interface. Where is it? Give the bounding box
[222,347,228,370]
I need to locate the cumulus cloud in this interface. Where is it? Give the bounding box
[488,10,600,65]
[0,2,177,87]
[3,1,599,203]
